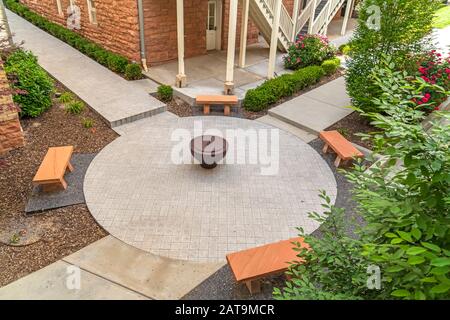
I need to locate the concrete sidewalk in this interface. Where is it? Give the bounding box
[6,10,165,127]
[0,236,223,300]
[268,77,353,134]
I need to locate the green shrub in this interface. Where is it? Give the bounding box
[284,34,336,70]
[157,85,173,102]
[243,65,325,112]
[346,0,441,113]
[81,117,95,128]
[4,0,132,78]
[321,58,341,75]
[65,100,85,114]
[59,92,74,104]
[5,50,54,117]
[125,63,142,80]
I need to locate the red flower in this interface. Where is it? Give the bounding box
[425,93,431,99]
[434,106,440,111]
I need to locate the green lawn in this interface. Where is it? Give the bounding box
[433,4,450,29]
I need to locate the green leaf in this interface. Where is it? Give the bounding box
[414,290,426,300]
[406,247,427,256]
[430,266,449,276]
[391,289,410,297]
[411,228,421,241]
[387,265,404,273]
[421,242,441,253]
[391,238,404,244]
[431,258,450,267]
[430,283,450,294]
[398,231,413,243]
[385,232,398,238]
[408,256,425,265]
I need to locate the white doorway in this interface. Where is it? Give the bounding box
[206,0,221,50]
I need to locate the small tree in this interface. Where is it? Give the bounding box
[346,0,441,112]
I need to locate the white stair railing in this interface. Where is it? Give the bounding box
[295,0,316,35]
[260,0,294,46]
[311,0,345,34]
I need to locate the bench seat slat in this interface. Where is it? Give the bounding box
[319,130,363,160]
[196,95,238,105]
[226,237,307,282]
[33,146,74,183]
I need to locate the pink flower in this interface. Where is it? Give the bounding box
[422,97,429,103]
[425,93,431,98]
[445,68,450,74]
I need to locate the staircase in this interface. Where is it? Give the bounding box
[249,0,348,51]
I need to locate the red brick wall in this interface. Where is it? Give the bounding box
[20,0,141,62]
[142,0,208,64]
[0,67,24,155]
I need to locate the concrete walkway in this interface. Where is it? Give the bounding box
[268,77,353,134]
[6,10,165,127]
[0,236,222,300]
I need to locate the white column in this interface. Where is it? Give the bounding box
[308,0,317,34]
[341,0,353,36]
[323,1,333,35]
[238,0,250,68]
[175,0,187,87]
[267,0,282,79]
[225,0,239,94]
[291,0,300,42]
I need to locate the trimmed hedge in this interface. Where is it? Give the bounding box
[321,58,341,75]
[5,0,140,78]
[5,50,54,117]
[243,65,330,112]
[157,85,173,102]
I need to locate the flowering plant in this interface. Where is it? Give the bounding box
[283,34,336,70]
[414,50,450,112]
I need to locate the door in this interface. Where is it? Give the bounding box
[206,0,217,50]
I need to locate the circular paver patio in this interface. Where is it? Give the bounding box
[84,116,337,262]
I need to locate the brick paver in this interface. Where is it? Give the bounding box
[84,116,337,262]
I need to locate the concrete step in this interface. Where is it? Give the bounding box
[256,115,317,142]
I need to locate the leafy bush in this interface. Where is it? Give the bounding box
[157,85,173,102]
[59,92,74,104]
[125,63,142,80]
[284,34,336,70]
[339,44,352,55]
[345,0,441,112]
[4,0,132,78]
[274,64,450,300]
[321,58,341,76]
[4,50,54,117]
[243,66,325,112]
[65,100,85,114]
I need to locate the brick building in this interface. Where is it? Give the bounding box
[18,0,353,90]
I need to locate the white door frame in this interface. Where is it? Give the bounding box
[206,0,222,51]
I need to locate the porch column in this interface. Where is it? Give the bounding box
[238,0,250,68]
[323,0,333,35]
[267,0,282,79]
[341,0,353,36]
[224,0,239,94]
[175,0,187,88]
[291,0,300,42]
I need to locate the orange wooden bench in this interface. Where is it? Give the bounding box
[320,130,364,167]
[33,146,74,192]
[196,95,238,116]
[226,237,308,294]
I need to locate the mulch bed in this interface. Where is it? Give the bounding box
[0,81,117,287]
[326,111,376,150]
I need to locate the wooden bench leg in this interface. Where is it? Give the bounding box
[224,105,230,116]
[203,104,210,115]
[245,280,261,295]
[59,177,68,190]
[334,156,342,167]
[66,161,74,173]
[322,143,329,154]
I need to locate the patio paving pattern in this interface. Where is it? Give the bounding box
[84,116,337,262]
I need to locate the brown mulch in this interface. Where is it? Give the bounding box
[326,111,376,150]
[166,96,193,117]
[0,81,117,287]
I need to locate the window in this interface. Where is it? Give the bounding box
[86,0,97,24]
[56,0,63,16]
